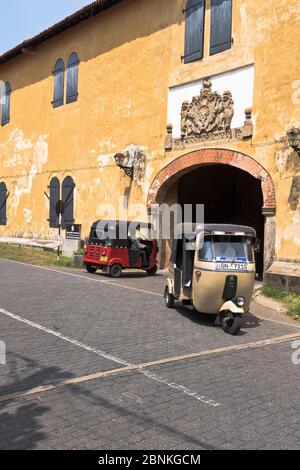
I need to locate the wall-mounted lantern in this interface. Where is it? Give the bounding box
[114,145,146,180]
[286,126,300,156]
[114,152,135,178]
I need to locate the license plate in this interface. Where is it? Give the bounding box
[216,262,248,271]
[100,256,108,262]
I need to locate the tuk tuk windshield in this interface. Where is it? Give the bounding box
[199,235,255,262]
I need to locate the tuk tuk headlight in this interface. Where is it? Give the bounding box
[236,296,245,307]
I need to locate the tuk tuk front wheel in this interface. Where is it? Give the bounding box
[164,287,175,309]
[222,313,242,335]
[109,264,122,278]
[86,264,97,274]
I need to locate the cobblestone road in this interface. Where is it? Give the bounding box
[0,259,299,450]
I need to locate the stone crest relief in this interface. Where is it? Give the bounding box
[165,79,252,150]
[181,79,234,138]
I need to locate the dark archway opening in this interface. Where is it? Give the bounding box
[177,164,265,278]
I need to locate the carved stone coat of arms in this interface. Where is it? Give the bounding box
[164,79,252,150]
[181,79,234,140]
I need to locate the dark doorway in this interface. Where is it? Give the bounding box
[178,164,264,278]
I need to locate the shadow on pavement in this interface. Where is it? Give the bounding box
[242,313,262,329]
[171,304,261,335]
[0,401,49,450]
[0,352,74,449]
[66,381,216,450]
[0,352,73,396]
[0,351,216,450]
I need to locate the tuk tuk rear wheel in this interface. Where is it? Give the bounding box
[86,264,97,274]
[109,264,122,278]
[222,313,242,335]
[146,265,157,276]
[164,287,175,308]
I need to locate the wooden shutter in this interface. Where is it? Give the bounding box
[49,177,60,228]
[52,59,65,108]
[66,52,79,104]
[210,0,232,55]
[184,0,205,64]
[0,182,7,226]
[1,82,11,126]
[62,176,75,227]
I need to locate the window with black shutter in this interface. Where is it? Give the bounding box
[184,0,205,64]
[210,0,233,55]
[62,176,75,227]
[1,82,11,126]
[66,52,79,104]
[52,59,65,108]
[49,177,60,228]
[0,182,7,226]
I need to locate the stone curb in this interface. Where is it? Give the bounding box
[253,292,288,314]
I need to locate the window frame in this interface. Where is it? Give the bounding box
[183,0,206,64]
[66,52,79,104]
[62,176,75,228]
[52,58,65,108]
[210,0,233,56]
[1,81,11,126]
[49,177,61,228]
[0,182,8,226]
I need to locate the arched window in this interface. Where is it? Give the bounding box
[66,52,79,104]
[184,0,205,64]
[0,182,8,225]
[49,177,60,228]
[62,176,75,227]
[52,59,65,108]
[1,81,11,126]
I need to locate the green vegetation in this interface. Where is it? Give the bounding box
[74,248,85,256]
[261,284,300,320]
[0,243,74,268]
[261,284,287,301]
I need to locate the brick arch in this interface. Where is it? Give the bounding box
[147,149,276,210]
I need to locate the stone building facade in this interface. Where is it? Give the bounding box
[0,0,300,288]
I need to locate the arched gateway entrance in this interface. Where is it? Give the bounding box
[147,149,276,279]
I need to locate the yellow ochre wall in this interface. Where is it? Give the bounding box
[0,0,299,262]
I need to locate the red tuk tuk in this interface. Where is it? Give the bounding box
[83,220,158,278]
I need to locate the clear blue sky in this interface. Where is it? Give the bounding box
[0,0,90,54]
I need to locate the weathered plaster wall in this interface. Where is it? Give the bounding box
[0,0,174,239]
[0,0,299,264]
[251,0,300,261]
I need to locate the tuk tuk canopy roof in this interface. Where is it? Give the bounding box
[175,223,256,238]
[90,220,153,230]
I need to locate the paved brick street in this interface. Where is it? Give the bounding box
[0,259,300,450]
